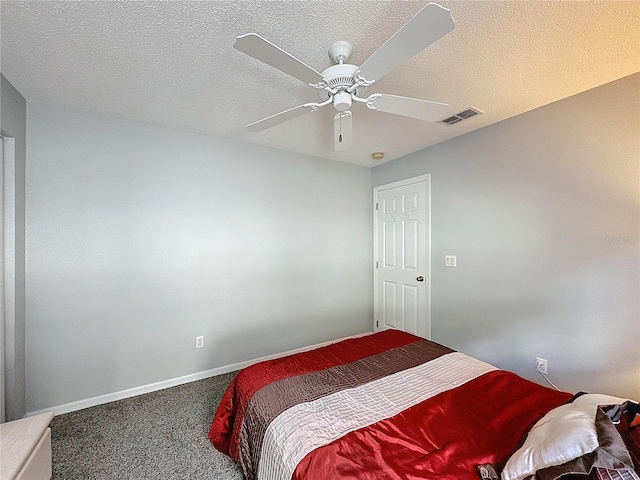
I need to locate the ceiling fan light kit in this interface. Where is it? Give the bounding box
[235,2,456,152]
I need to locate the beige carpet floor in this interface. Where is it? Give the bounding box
[50,372,244,479]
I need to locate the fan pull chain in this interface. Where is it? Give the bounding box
[339,113,343,142]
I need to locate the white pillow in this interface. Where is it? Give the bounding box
[501,394,629,480]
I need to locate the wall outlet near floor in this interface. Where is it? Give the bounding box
[196,336,204,349]
[535,357,547,375]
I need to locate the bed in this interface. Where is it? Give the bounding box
[209,330,640,480]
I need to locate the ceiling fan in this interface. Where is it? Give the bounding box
[235,2,454,151]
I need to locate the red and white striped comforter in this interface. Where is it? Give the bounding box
[209,330,572,480]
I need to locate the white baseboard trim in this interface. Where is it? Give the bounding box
[27,331,373,417]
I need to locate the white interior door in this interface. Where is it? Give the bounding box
[374,175,430,338]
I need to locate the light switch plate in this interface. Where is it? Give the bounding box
[445,255,457,267]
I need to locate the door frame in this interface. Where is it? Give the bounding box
[373,174,431,338]
[1,137,6,423]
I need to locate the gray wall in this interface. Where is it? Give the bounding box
[1,74,27,420]
[373,73,640,399]
[25,104,373,412]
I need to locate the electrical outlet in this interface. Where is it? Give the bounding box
[535,357,547,375]
[196,336,204,349]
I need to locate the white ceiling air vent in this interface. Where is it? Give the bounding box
[439,107,483,126]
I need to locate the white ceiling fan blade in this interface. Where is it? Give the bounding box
[234,33,325,85]
[246,104,321,132]
[334,111,353,151]
[358,3,454,83]
[369,94,449,122]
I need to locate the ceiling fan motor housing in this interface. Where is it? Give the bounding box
[318,63,360,103]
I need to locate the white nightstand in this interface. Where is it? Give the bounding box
[0,412,53,480]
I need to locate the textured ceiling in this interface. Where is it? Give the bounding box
[1,1,639,167]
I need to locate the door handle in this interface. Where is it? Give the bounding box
[417,276,424,282]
